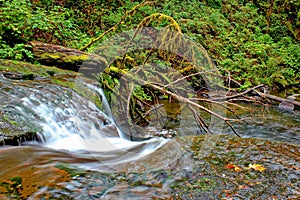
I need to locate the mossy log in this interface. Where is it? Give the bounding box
[28,41,107,78]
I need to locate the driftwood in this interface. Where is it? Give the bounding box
[215,74,300,109]
[245,85,300,109]
[258,92,300,108]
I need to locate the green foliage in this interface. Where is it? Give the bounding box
[162,0,299,89]
[134,85,152,101]
[207,0,222,9]
[55,163,86,177]
[0,42,34,61]
[0,0,89,59]
[0,0,299,90]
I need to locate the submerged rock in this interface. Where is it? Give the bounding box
[278,95,298,111]
[1,135,298,199]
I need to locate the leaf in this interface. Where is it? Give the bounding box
[225,164,236,169]
[238,185,249,189]
[248,164,266,172]
[234,166,242,172]
[225,164,242,172]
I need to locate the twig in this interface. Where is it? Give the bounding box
[126,82,135,126]
[164,70,218,88]
[190,97,244,120]
[108,66,243,123]
[225,120,241,137]
[188,104,212,134]
[212,84,265,101]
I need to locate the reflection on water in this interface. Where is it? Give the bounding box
[229,104,300,145]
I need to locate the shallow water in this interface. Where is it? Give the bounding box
[233,104,300,145]
[0,135,299,199]
[0,72,299,199]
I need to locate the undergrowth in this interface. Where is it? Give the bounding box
[0,0,299,89]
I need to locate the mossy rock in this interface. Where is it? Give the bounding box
[0,59,102,143]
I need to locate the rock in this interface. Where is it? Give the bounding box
[0,109,40,146]
[279,101,294,110]
[278,95,297,110]
[3,72,35,80]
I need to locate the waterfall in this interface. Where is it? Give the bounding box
[84,83,128,140]
[0,74,168,156]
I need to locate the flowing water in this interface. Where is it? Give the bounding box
[0,73,299,199]
[0,74,171,167]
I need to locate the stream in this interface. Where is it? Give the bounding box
[0,72,299,199]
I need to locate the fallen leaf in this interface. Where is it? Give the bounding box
[234,166,242,172]
[248,164,266,172]
[238,185,249,189]
[225,164,236,169]
[225,164,242,172]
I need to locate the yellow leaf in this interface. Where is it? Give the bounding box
[248,164,266,172]
[238,185,248,189]
[225,164,243,172]
[234,166,242,172]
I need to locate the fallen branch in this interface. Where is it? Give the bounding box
[109,66,244,137]
[212,84,265,101]
[257,92,300,108]
[210,72,300,109]
[188,104,212,134]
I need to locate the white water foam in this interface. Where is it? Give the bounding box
[17,85,168,160]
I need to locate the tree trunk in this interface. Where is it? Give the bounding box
[28,41,107,78]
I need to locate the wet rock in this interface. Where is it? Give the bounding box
[0,135,299,199]
[0,132,40,146]
[278,95,298,111]
[0,59,101,146]
[0,109,40,146]
[279,101,294,110]
[3,72,35,80]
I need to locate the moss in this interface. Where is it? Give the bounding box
[175,177,217,192]
[0,59,81,87]
[54,163,86,177]
[0,59,104,140]
[52,78,75,88]
[0,58,103,101]
[0,59,78,77]
[2,115,18,126]
[40,52,61,60]
[38,52,88,65]
[65,54,89,63]
[0,176,23,199]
